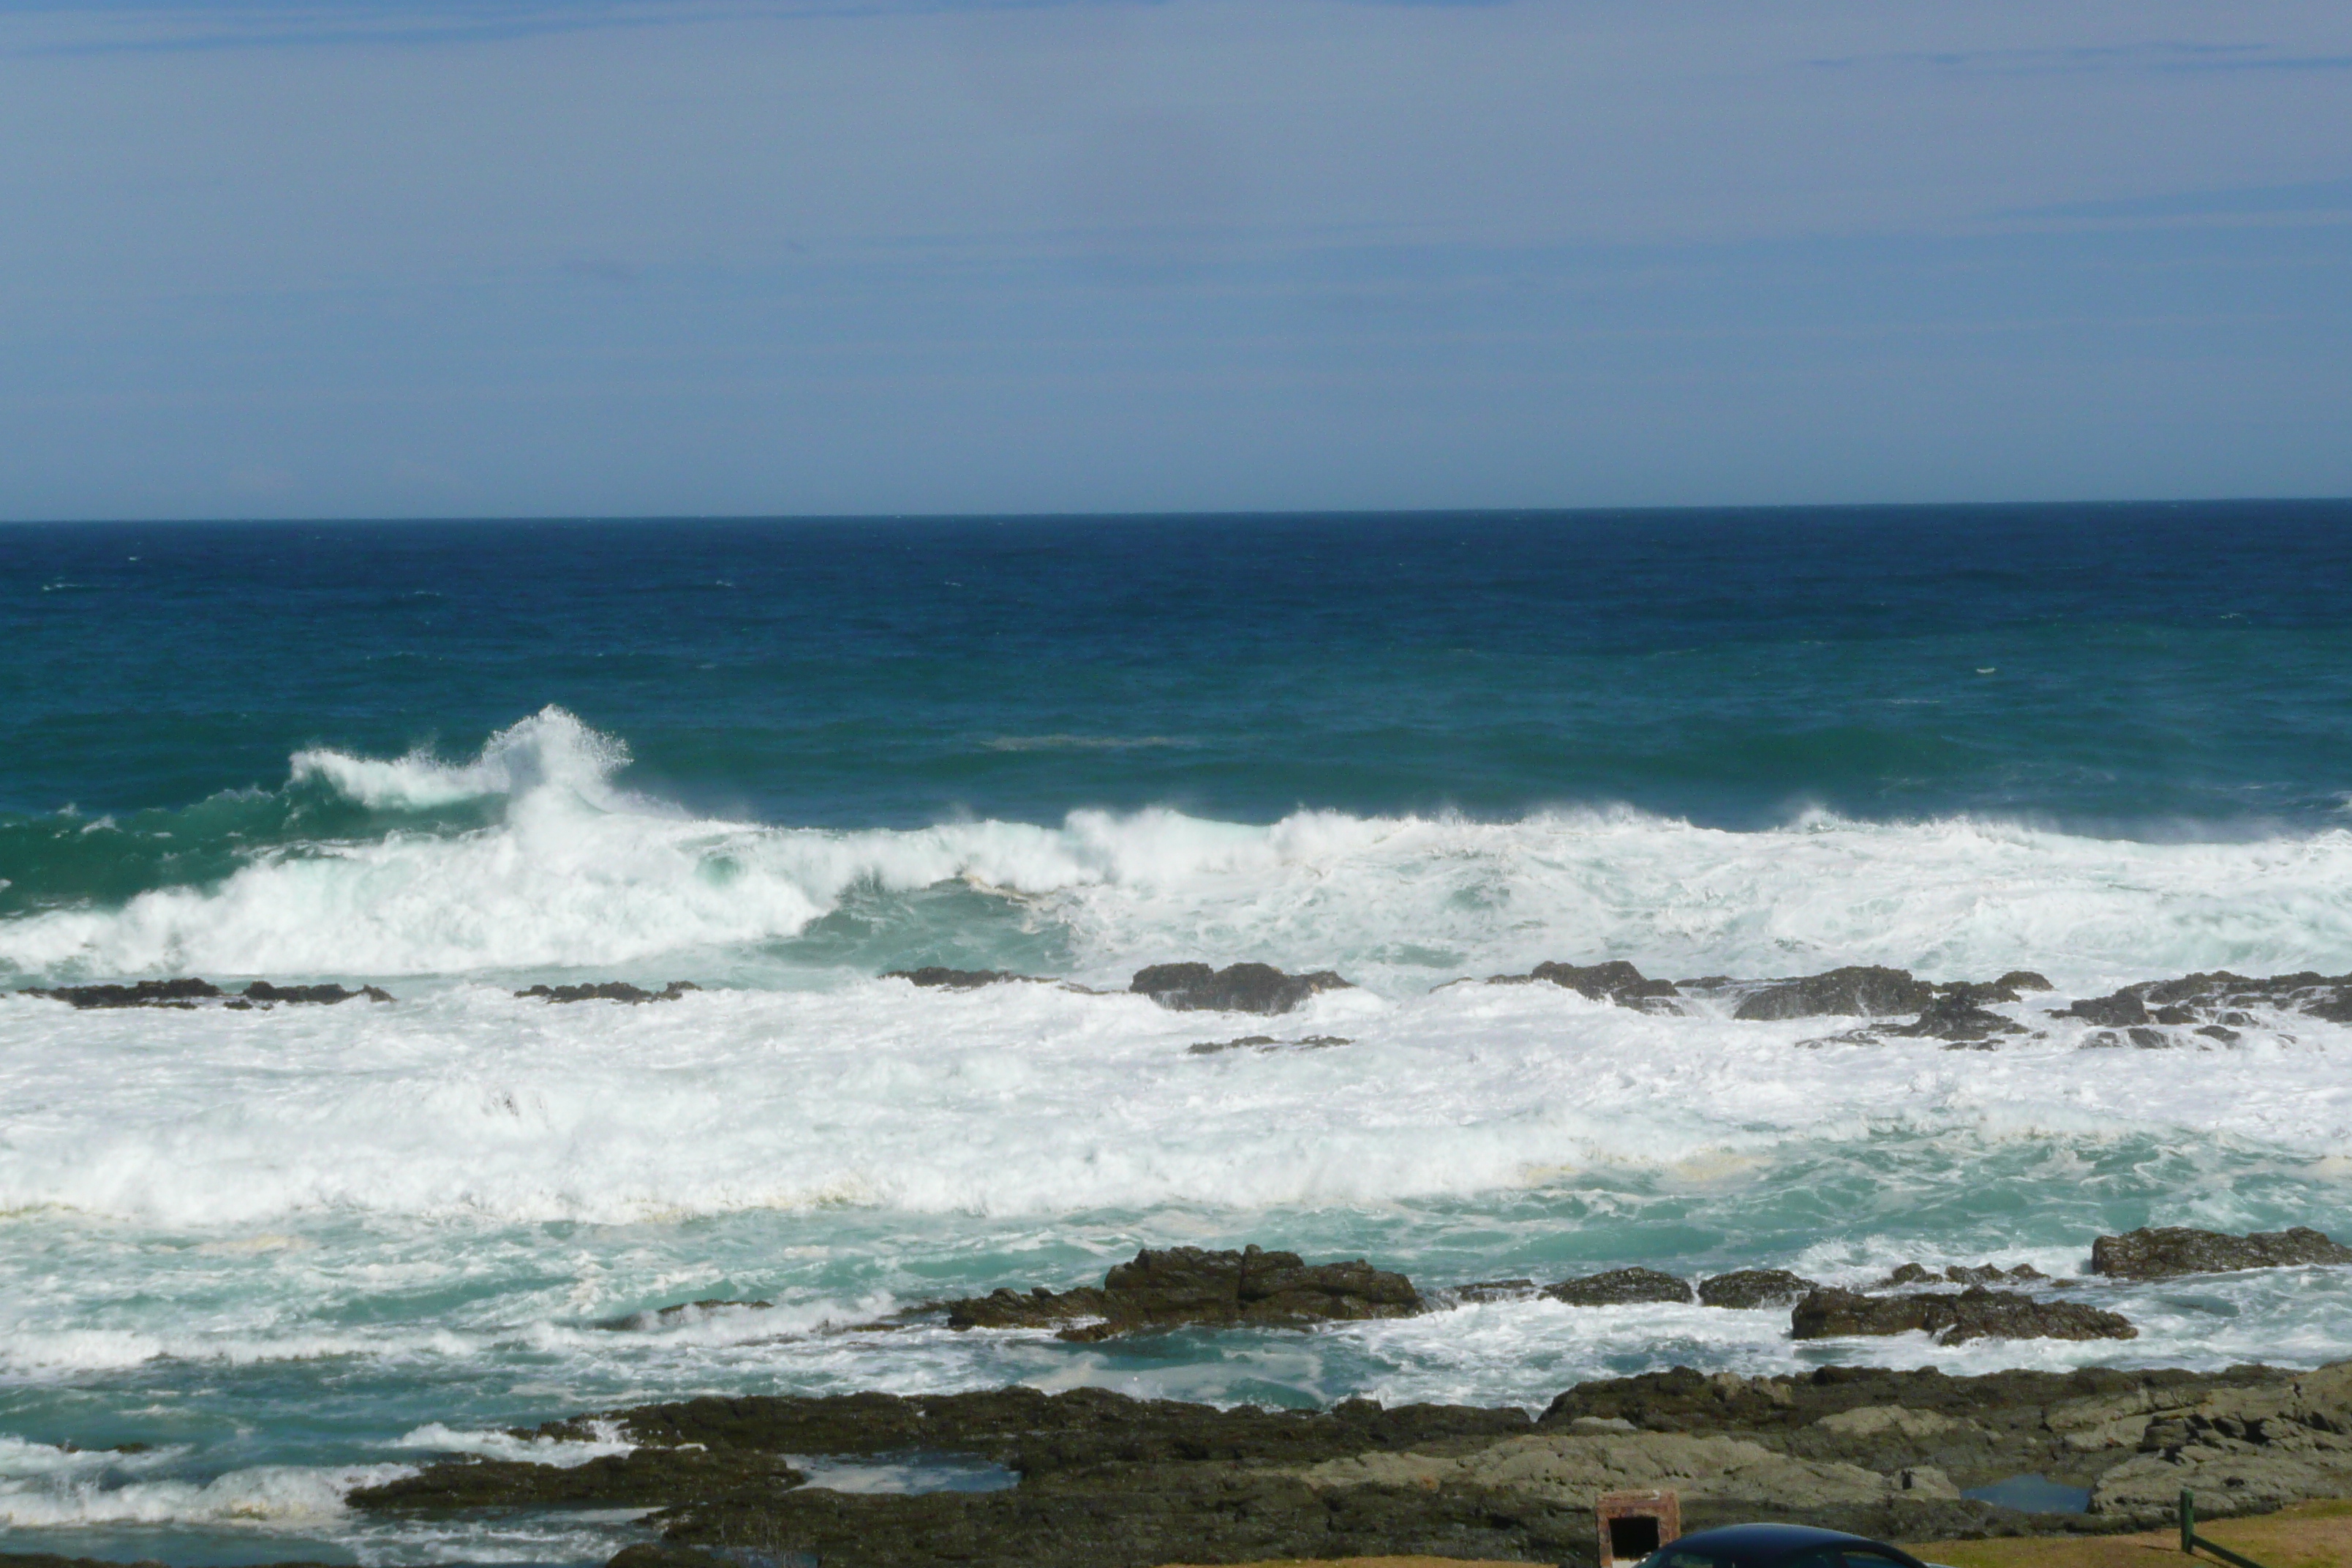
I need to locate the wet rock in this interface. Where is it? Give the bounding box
[942,1244,1423,1340]
[1697,1269,1821,1309]
[1522,960,1682,1009]
[1541,1267,1694,1306]
[1186,1035,1351,1055]
[1997,971,2054,992]
[553,1384,1531,1474]
[1885,990,2027,1042]
[883,968,1045,990]
[1128,962,1352,1014]
[516,981,701,1004]
[1450,1279,1539,1303]
[1790,1286,2136,1346]
[2054,969,2352,1032]
[1733,966,1937,1022]
[241,981,393,1004]
[21,977,221,1009]
[1871,1262,2048,1290]
[351,1446,804,1510]
[2090,1225,2352,1281]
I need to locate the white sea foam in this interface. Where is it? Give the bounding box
[395,1422,634,1466]
[0,1459,412,1526]
[1,973,2348,1232]
[10,708,2352,986]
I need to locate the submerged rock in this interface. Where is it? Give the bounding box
[2090,1225,2352,1281]
[1790,1286,2135,1346]
[1186,1034,1351,1055]
[598,1298,776,1330]
[1128,962,1352,1014]
[943,1244,1423,1340]
[516,981,701,1004]
[1733,966,1937,1022]
[1541,1267,1694,1306]
[1697,1269,1821,1309]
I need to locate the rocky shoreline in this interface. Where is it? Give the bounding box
[318,1229,2352,1568]
[334,1356,2352,1568]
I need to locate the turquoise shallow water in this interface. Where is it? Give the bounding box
[4,506,2352,1564]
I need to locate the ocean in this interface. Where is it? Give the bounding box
[4,503,2352,1565]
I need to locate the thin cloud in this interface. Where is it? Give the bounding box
[1810,40,2352,76]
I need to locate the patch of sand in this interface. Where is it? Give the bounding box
[1906,1499,2352,1568]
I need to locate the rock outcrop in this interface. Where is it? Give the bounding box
[2090,1225,2352,1281]
[1697,1269,1821,1309]
[1542,1267,1694,1306]
[1733,966,1938,1022]
[1789,1286,2135,1346]
[1128,962,1352,1014]
[942,1244,1423,1340]
[516,981,700,1004]
[1885,989,2027,1043]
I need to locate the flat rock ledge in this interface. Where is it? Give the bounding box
[1790,1286,2136,1346]
[339,1360,2352,1568]
[943,1244,1424,1341]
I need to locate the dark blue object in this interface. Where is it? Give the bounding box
[1653,1522,1934,1568]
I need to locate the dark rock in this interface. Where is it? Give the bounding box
[1697,1269,1821,1309]
[516,981,701,1004]
[2054,970,2352,1032]
[1186,1035,1351,1055]
[1997,971,2054,992]
[350,1446,804,1510]
[1129,962,1352,1014]
[532,1384,1529,1476]
[1733,966,1937,1022]
[943,1245,1423,1340]
[2089,1226,2352,1281]
[1449,1278,1539,1303]
[22,977,221,1009]
[1872,1263,2048,1291]
[1887,990,2027,1042]
[1541,1267,1694,1306]
[241,981,393,1005]
[1525,960,1682,1009]
[883,968,1044,990]
[1790,1286,2136,1346]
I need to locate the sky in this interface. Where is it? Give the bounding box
[1,0,2348,518]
